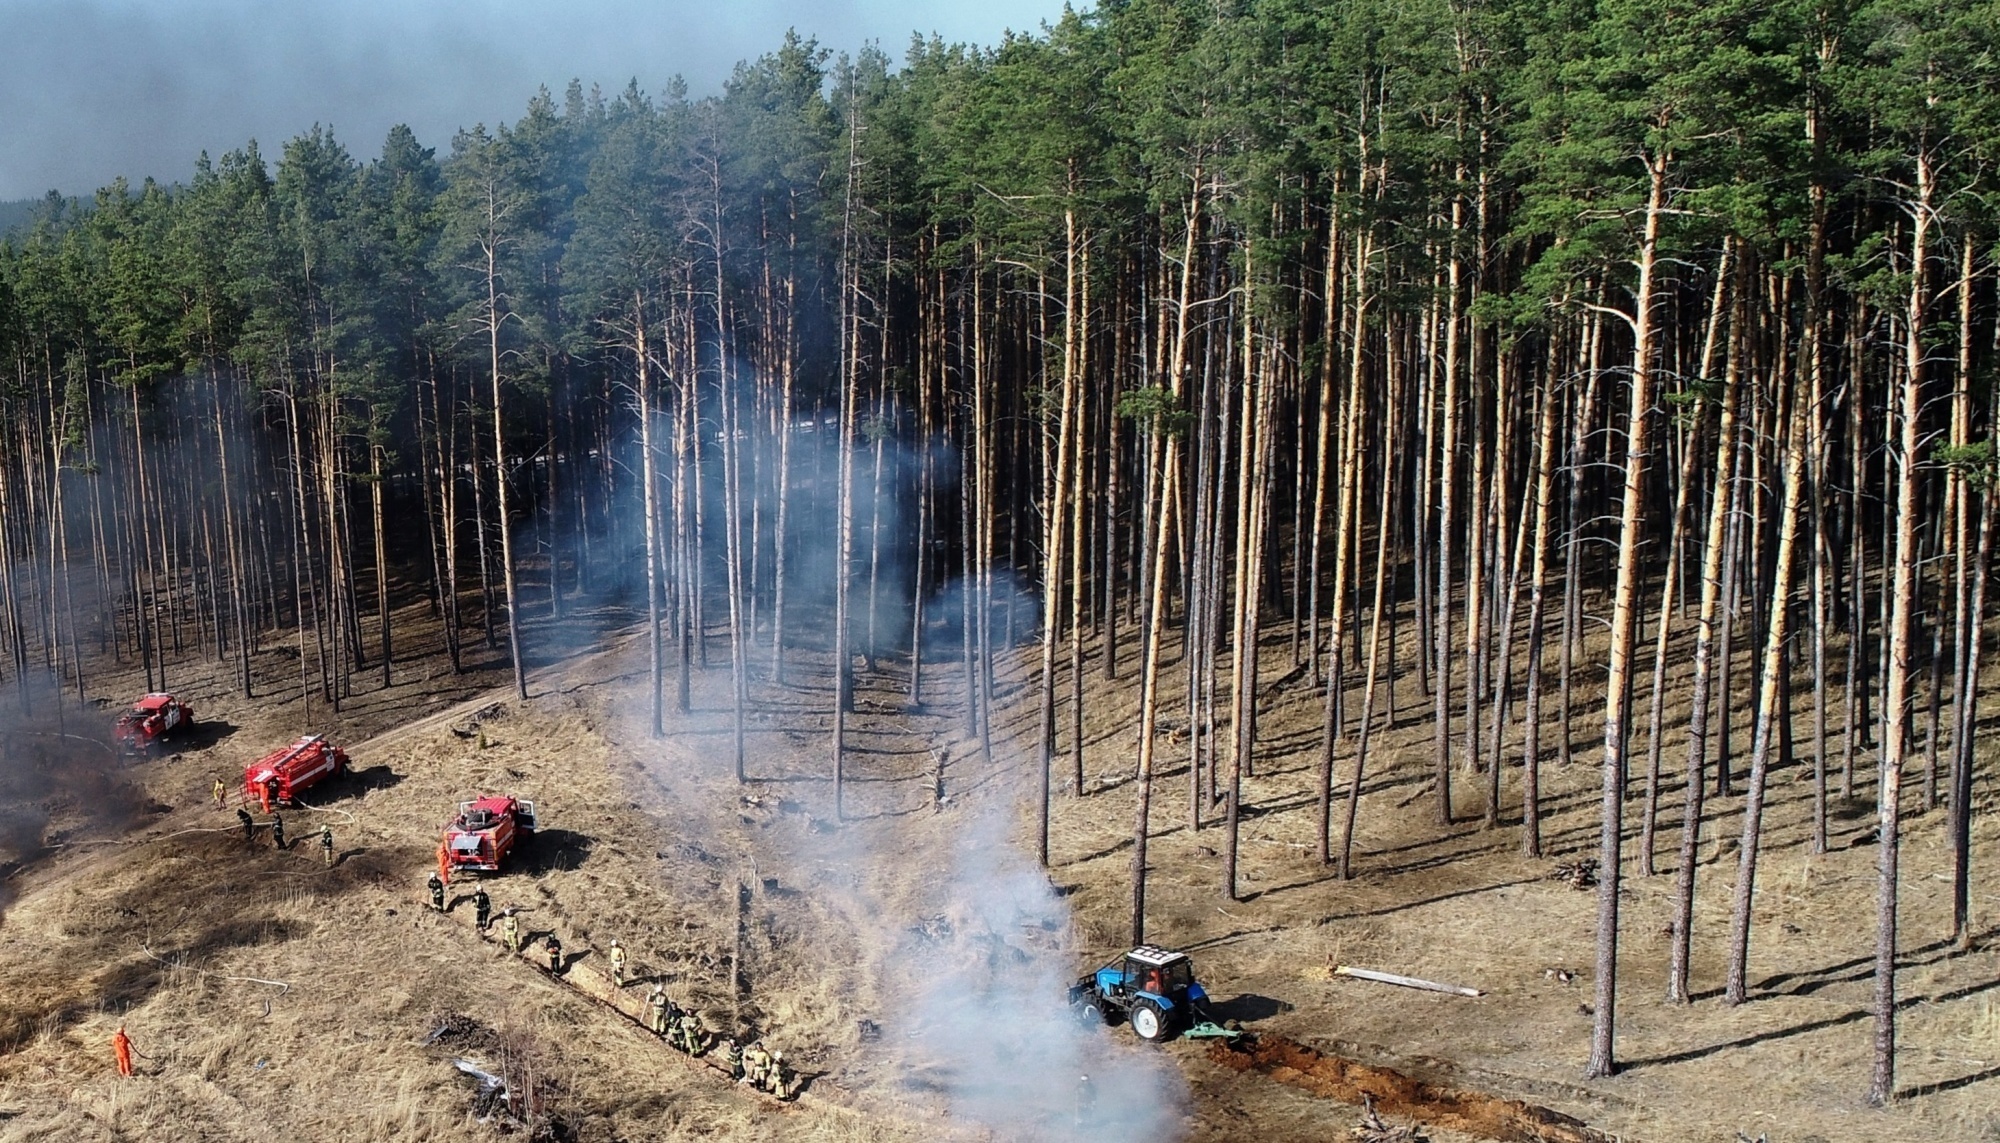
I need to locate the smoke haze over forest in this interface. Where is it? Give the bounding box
[0,0,1075,199]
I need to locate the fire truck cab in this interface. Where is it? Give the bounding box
[443,795,537,874]
[115,693,196,755]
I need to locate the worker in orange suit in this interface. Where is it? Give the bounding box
[258,779,274,814]
[112,1026,134,1077]
[437,841,452,887]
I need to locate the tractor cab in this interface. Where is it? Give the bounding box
[1071,945,1219,1042]
[1097,947,1196,1005]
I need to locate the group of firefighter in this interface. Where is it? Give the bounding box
[425,874,796,1100]
[216,777,337,866]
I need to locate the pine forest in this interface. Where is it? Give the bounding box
[3,0,2000,1136]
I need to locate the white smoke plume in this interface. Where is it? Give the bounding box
[886,796,1187,1141]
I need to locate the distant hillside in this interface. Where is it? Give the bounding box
[0,198,42,237]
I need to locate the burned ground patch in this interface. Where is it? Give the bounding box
[0,726,149,870]
[0,829,422,1059]
[1206,1034,1612,1143]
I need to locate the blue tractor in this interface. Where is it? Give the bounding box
[1067,945,1235,1042]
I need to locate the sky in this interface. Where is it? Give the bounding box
[0,0,1078,200]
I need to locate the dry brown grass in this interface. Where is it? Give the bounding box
[4,594,1998,1143]
[1040,611,2000,1143]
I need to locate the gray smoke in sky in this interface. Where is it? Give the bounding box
[0,0,1076,200]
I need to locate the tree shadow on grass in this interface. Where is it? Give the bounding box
[516,829,593,874]
[1207,993,1290,1023]
[1900,1063,2000,1099]
[1620,1008,1873,1071]
[176,719,239,753]
[1685,929,1999,1004]
[327,765,402,799]
[1627,976,2000,1072]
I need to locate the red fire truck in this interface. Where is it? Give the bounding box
[442,795,537,874]
[114,693,196,755]
[243,735,349,809]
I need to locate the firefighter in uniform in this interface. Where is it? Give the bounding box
[768,1050,792,1100]
[743,1042,771,1089]
[270,813,285,850]
[211,777,227,810]
[646,984,670,1036]
[427,871,446,912]
[500,907,521,952]
[669,1007,692,1053]
[663,1003,684,1050]
[237,807,255,843]
[679,1011,710,1057]
[319,823,335,867]
[725,1039,744,1081]
[608,939,627,986]
[545,933,563,973]
[473,887,491,931]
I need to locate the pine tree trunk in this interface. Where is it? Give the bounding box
[1130,438,1181,945]
[1869,149,1933,1107]
[1306,204,1343,671]
[1668,252,1743,1004]
[371,437,391,690]
[1638,252,1729,872]
[636,292,664,737]
[1037,210,1081,866]
[486,240,527,701]
[1949,482,1990,946]
[770,202,800,685]
[1587,156,1667,1080]
[1338,361,1400,878]
[1521,348,1561,857]
[715,190,749,784]
[1724,296,1810,1005]
[1433,208,1463,826]
[214,378,252,698]
[1069,239,1093,799]
[1320,222,1372,855]
[832,115,863,815]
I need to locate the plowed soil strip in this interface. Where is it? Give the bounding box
[1207,1035,1616,1143]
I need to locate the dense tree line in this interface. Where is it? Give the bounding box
[3,0,1998,1100]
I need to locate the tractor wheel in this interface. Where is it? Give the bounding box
[1129,1000,1170,1043]
[1080,1001,1115,1028]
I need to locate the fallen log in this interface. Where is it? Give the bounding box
[1335,965,1483,997]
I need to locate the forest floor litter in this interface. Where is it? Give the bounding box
[0,600,1995,1142]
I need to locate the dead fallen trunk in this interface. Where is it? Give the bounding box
[1206,1034,1614,1143]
